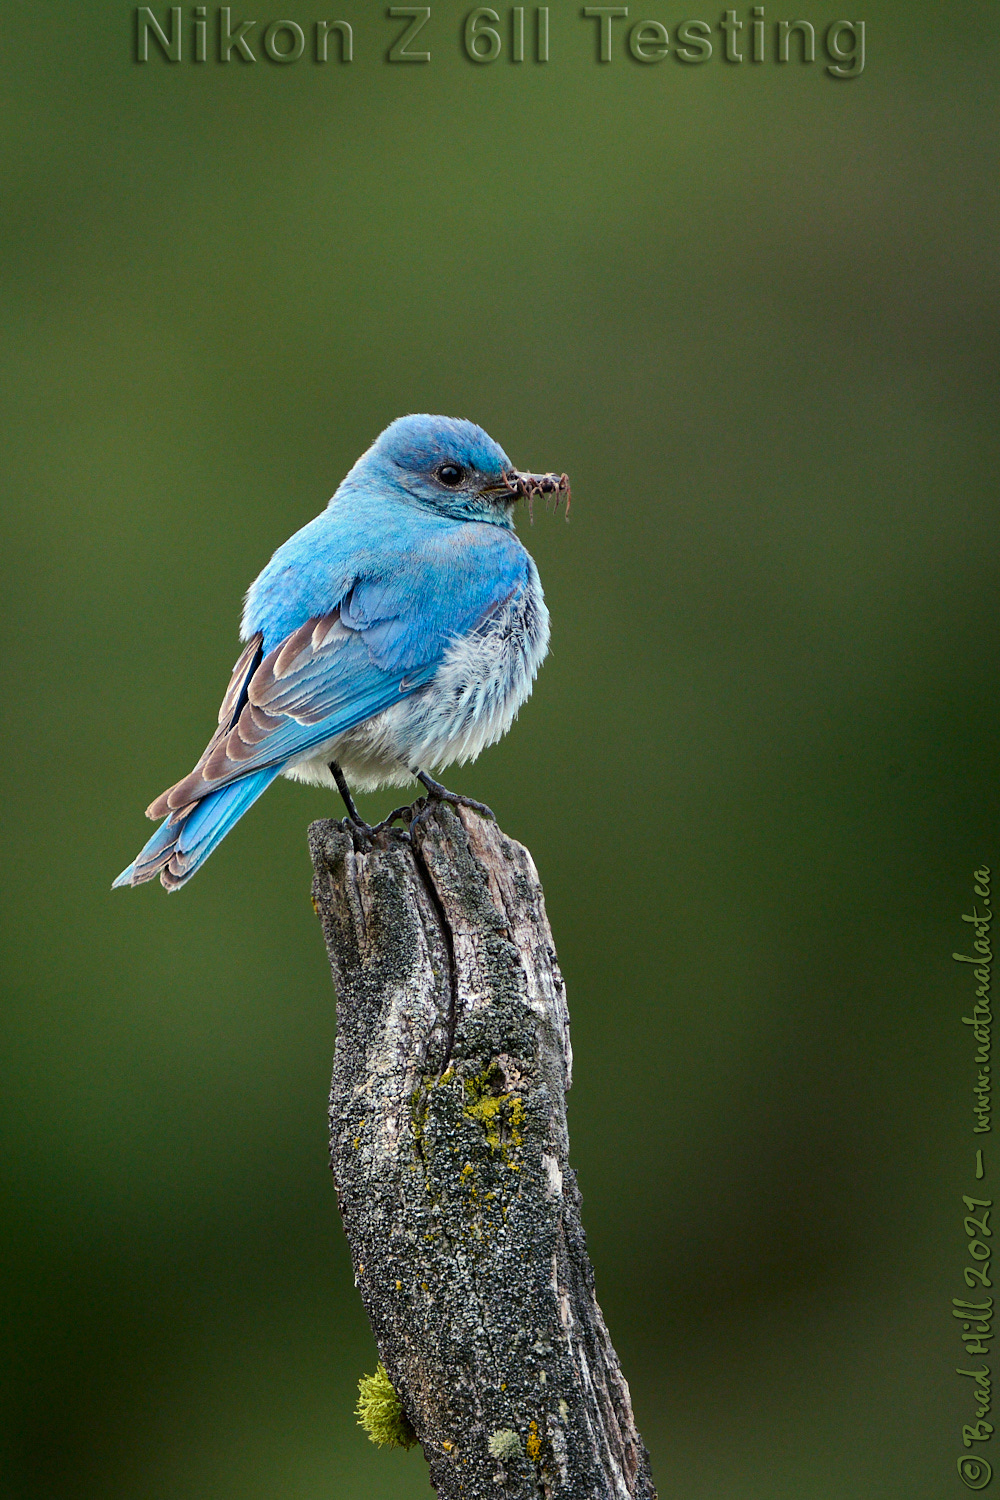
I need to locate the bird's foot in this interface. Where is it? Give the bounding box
[330,762,411,846]
[340,813,375,849]
[341,807,414,849]
[371,804,414,842]
[409,772,495,832]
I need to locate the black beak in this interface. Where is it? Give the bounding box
[499,469,571,521]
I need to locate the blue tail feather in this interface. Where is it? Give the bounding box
[113,767,280,891]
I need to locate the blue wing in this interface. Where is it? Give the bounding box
[114,524,529,890]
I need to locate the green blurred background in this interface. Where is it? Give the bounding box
[1,2,997,1495]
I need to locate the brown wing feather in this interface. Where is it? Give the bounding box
[145,631,264,820]
[143,612,362,819]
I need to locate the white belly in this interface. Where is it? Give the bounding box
[282,564,550,794]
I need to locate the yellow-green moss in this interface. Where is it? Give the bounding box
[355,1362,417,1450]
[462,1065,525,1168]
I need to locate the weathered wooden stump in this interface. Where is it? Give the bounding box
[309,803,656,1500]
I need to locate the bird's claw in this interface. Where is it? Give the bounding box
[372,804,415,841]
[331,762,414,846]
[341,804,415,848]
[410,773,495,832]
[340,813,374,849]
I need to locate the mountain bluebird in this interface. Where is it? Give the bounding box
[114,414,569,890]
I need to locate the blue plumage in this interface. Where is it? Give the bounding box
[114,415,567,890]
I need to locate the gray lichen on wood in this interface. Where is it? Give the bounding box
[309,804,656,1499]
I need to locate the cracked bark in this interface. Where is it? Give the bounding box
[309,803,657,1500]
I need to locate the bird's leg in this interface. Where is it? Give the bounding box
[329,761,374,836]
[409,769,495,831]
[330,762,412,843]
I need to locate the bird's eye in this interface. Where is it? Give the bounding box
[436,464,465,487]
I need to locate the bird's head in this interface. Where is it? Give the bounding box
[354,414,569,527]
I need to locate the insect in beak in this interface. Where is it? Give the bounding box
[502,470,571,523]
